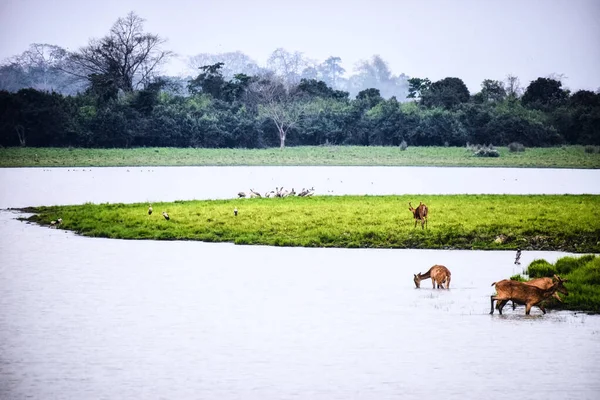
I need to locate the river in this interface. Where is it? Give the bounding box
[0,166,599,400]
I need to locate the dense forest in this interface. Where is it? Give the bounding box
[0,12,598,149]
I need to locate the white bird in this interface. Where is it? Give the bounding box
[148,205,153,215]
[162,211,170,221]
[234,208,238,216]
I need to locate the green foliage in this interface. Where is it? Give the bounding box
[527,259,556,278]
[421,77,470,109]
[24,194,600,253]
[523,255,600,313]
[510,274,526,282]
[522,78,569,111]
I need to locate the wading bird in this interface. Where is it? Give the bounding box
[148,205,153,215]
[162,211,170,221]
[234,207,238,216]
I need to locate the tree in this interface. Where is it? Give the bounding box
[267,48,310,88]
[421,77,470,109]
[294,79,348,100]
[318,56,345,88]
[187,51,262,80]
[256,78,306,149]
[66,12,172,92]
[522,77,569,111]
[505,74,523,99]
[349,55,407,99]
[477,79,506,103]
[407,77,431,99]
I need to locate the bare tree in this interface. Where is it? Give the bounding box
[267,48,310,88]
[65,12,172,91]
[505,74,523,98]
[254,77,306,149]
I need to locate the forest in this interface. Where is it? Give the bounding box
[1,12,598,149]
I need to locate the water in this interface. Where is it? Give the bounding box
[1,167,599,399]
[0,166,598,208]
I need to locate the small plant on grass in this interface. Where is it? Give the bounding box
[508,142,525,152]
[473,144,499,158]
[399,140,408,151]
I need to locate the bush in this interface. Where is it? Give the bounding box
[399,140,408,151]
[584,145,599,154]
[508,142,525,152]
[473,144,500,157]
[526,259,556,277]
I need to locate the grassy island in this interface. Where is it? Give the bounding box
[21,194,600,252]
[2,145,600,168]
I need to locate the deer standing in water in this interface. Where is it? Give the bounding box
[413,265,451,289]
[490,275,568,315]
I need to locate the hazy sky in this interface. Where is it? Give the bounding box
[1,0,599,93]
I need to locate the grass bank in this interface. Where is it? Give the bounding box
[21,194,600,252]
[513,255,600,313]
[2,146,600,168]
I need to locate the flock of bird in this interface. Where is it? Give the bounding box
[49,187,316,228]
[237,187,315,198]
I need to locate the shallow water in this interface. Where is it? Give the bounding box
[1,167,599,399]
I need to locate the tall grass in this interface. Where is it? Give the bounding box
[2,146,600,168]
[524,255,600,313]
[23,194,600,252]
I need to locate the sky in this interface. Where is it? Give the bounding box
[0,0,599,93]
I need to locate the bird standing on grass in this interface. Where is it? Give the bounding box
[162,211,170,221]
[148,205,153,215]
[234,208,238,216]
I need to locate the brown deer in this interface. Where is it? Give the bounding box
[503,277,567,311]
[409,201,428,229]
[490,275,568,315]
[413,265,451,289]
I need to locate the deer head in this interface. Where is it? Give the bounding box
[413,273,422,288]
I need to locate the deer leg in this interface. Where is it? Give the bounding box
[512,301,516,310]
[497,300,508,314]
[538,304,547,314]
[490,295,497,314]
[525,304,532,315]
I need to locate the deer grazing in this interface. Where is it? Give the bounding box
[409,201,428,229]
[413,265,451,289]
[490,275,568,315]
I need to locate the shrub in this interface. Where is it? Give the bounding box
[584,145,599,154]
[473,144,500,157]
[399,140,408,151]
[526,259,556,277]
[510,274,526,282]
[508,142,525,152]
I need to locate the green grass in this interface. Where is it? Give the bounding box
[2,145,600,168]
[519,255,600,313]
[21,194,600,252]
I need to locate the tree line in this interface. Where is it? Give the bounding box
[0,12,598,148]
